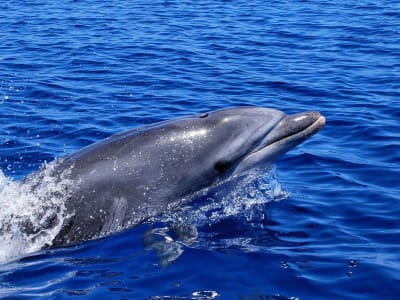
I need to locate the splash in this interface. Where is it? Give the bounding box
[0,163,72,263]
[160,166,289,228]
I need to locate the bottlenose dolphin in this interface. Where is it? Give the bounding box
[25,106,325,247]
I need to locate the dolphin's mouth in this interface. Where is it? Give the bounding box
[257,111,326,151]
[233,111,325,174]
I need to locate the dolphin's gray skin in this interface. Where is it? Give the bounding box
[28,106,325,246]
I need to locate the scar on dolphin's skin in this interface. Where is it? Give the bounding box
[21,106,325,247]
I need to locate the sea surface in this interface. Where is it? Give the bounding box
[0,0,399,299]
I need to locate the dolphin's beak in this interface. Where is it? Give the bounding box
[259,111,326,149]
[286,111,326,140]
[233,111,325,175]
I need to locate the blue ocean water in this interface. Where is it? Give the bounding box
[0,0,399,299]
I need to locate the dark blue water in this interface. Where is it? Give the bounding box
[1,0,399,299]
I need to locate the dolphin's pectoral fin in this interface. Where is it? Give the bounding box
[100,197,128,235]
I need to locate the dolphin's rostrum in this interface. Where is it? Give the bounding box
[26,106,325,247]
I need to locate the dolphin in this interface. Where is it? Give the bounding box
[24,106,325,247]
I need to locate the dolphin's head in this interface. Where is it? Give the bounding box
[167,106,325,179]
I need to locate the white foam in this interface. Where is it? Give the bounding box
[0,164,72,263]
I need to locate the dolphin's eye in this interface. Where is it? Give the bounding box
[198,113,209,118]
[214,161,231,173]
